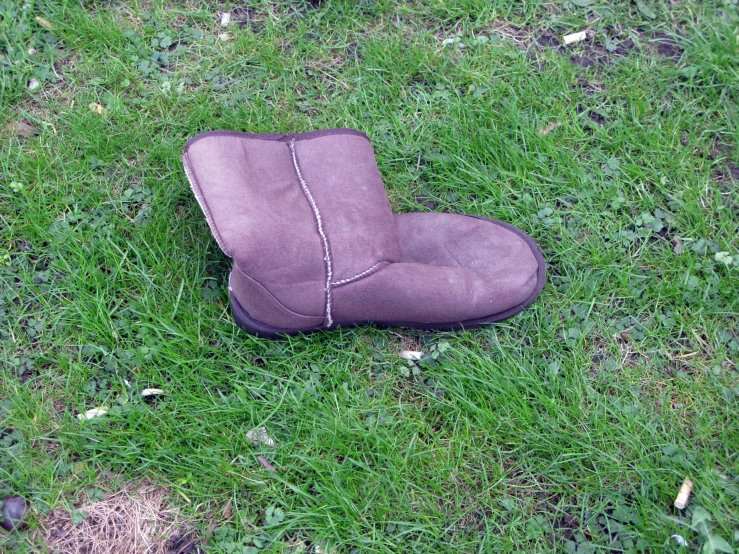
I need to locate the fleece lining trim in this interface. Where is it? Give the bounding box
[182,152,231,257]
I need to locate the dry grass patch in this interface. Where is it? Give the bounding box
[40,481,198,554]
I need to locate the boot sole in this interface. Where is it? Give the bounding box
[229,217,546,338]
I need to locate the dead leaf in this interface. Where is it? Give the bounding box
[35,16,54,29]
[220,12,231,27]
[89,102,105,115]
[204,521,217,544]
[673,236,684,254]
[202,499,233,547]
[257,456,276,472]
[4,121,36,137]
[539,121,562,136]
[222,499,233,520]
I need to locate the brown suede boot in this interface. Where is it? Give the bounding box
[183,129,545,337]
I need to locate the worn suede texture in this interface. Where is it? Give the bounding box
[183,128,544,332]
[332,214,538,324]
[229,264,324,328]
[294,135,401,282]
[185,134,325,318]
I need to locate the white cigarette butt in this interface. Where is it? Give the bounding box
[77,407,108,420]
[563,31,588,46]
[674,478,693,509]
[400,350,424,361]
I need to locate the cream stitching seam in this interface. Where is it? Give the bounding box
[289,139,334,327]
[331,261,388,287]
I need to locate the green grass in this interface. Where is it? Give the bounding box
[2,0,738,552]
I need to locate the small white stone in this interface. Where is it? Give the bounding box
[220,12,231,27]
[400,350,424,361]
[28,48,37,55]
[28,78,40,90]
[671,535,688,547]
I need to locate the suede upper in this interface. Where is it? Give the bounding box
[292,134,402,280]
[184,129,401,323]
[183,129,544,331]
[332,213,538,324]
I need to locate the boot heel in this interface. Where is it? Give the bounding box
[229,289,315,338]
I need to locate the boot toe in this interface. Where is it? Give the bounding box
[394,212,543,319]
[330,213,544,326]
